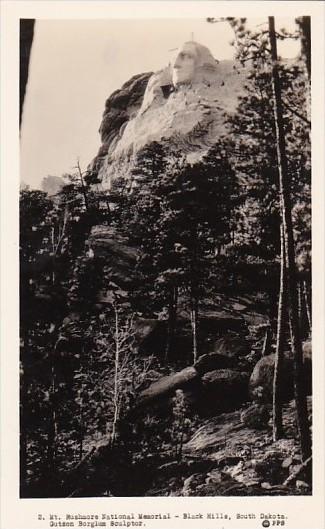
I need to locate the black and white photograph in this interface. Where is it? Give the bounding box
[1,1,325,528]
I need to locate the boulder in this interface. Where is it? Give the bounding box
[137,366,199,407]
[133,319,167,355]
[211,334,250,358]
[194,352,236,376]
[253,450,288,485]
[249,352,312,403]
[201,369,249,413]
[240,404,270,429]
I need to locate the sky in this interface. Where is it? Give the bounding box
[20,17,300,189]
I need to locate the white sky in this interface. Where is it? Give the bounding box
[20,18,300,189]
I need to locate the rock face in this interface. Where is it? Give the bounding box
[201,369,249,413]
[249,352,312,403]
[89,41,248,188]
[87,225,138,290]
[88,72,152,180]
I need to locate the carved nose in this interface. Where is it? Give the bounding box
[174,57,181,68]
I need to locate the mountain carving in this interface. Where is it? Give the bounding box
[89,42,249,188]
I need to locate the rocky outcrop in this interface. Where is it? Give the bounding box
[61,398,311,497]
[176,398,312,495]
[249,351,312,403]
[88,72,152,180]
[88,225,138,261]
[87,225,138,291]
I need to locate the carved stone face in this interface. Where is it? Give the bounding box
[172,42,199,85]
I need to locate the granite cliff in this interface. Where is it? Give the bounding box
[88,41,248,188]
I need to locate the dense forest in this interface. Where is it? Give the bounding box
[20,18,312,497]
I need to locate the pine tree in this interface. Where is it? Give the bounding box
[268,16,311,462]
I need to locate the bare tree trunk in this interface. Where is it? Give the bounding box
[261,327,272,357]
[190,294,199,364]
[51,227,56,285]
[111,306,120,446]
[78,388,84,461]
[269,17,311,462]
[273,224,287,440]
[76,160,89,212]
[165,286,178,361]
[303,280,311,333]
[297,280,302,326]
[178,418,185,461]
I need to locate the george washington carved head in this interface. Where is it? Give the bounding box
[172,41,218,86]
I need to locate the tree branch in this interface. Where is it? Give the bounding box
[282,100,311,126]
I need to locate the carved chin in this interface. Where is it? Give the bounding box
[172,70,193,86]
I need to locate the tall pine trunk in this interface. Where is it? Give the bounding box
[273,223,286,440]
[189,234,199,364]
[78,388,84,461]
[297,280,302,326]
[165,286,178,361]
[303,280,311,333]
[190,292,199,364]
[261,326,272,357]
[269,17,311,462]
[111,306,120,446]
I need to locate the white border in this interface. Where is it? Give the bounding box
[1,2,324,529]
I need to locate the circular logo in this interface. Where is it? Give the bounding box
[262,521,270,528]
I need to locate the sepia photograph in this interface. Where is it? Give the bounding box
[19,14,313,498]
[1,1,325,528]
